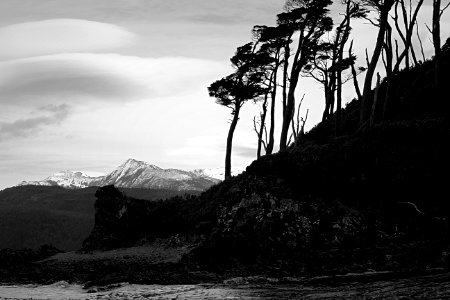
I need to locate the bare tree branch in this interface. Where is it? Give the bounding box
[363,15,380,27]
[393,0,407,45]
[382,44,388,71]
[441,1,450,16]
[365,48,370,68]
[416,20,426,62]
[425,23,432,34]
[349,40,363,102]
[395,39,400,62]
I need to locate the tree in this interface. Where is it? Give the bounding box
[304,0,366,132]
[359,0,396,127]
[303,41,337,122]
[251,25,285,158]
[382,0,424,119]
[348,40,364,102]
[288,94,309,146]
[429,0,450,89]
[208,43,268,180]
[278,0,334,151]
[335,0,368,133]
[391,0,422,69]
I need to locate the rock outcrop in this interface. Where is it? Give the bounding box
[82,186,153,250]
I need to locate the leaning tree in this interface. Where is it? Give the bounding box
[359,0,396,127]
[251,25,287,158]
[208,43,269,180]
[277,0,334,151]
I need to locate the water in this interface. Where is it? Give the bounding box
[0,282,291,300]
[2,273,450,299]
[0,282,282,299]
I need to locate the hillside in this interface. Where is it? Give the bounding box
[0,186,201,250]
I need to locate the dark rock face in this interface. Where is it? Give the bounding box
[185,119,450,274]
[82,118,450,276]
[82,185,153,250]
[82,185,201,251]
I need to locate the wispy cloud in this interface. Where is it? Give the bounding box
[0,104,69,139]
[0,19,135,59]
[234,145,256,159]
[0,53,230,106]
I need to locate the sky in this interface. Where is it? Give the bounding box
[0,0,448,189]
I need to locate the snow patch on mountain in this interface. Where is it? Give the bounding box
[17,159,244,191]
[90,159,221,191]
[18,170,102,189]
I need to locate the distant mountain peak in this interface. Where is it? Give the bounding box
[91,159,220,191]
[119,158,161,171]
[18,170,100,189]
[16,159,242,191]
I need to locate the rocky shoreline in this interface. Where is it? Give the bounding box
[1,238,450,289]
[2,270,450,299]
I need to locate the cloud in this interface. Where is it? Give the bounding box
[0,0,282,25]
[0,19,135,59]
[0,104,69,139]
[0,53,230,106]
[233,145,257,159]
[166,135,224,158]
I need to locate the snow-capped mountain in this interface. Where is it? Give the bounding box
[90,159,221,191]
[18,170,101,189]
[17,159,243,191]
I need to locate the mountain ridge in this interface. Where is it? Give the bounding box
[16,159,244,191]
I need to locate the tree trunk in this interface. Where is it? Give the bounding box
[383,0,424,119]
[349,40,362,102]
[433,0,441,89]
[282,42,290,117]
[370,73,381,127]
[336,1,352,135]
[256,96,268,159]
[360,7,391,127]
[384,23,393,77]
[336,71,343,134]
[266,60,279,155]
[322,81,331,121]
[225,102,241,180]
[280,67,300,151]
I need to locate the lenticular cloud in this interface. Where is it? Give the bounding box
[0,19,136,59]
[0,53,229,105]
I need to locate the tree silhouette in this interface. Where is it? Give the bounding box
[208,43,269,179]
[429,0,450,89]
[382,0,424,120]
[359,0,396,127]
[277,0,333,151]
[252,25,286,157]
[303,0,366,132]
